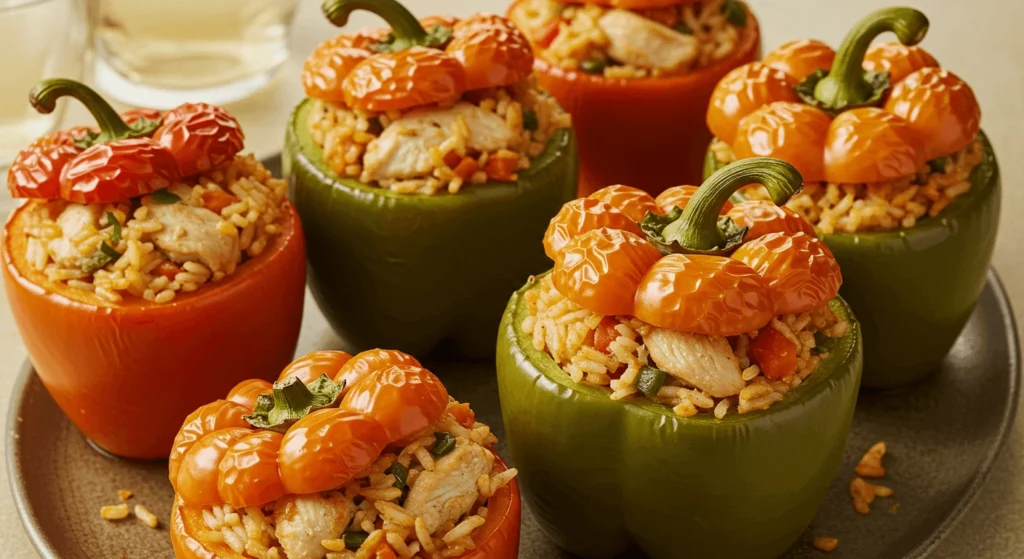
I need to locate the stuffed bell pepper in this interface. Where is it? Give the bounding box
[169,349,520,559]
[507,0,760,195]
[704,7,999,388]
[497,158,863,559]
[2,79,305,459]
[285,0,576,358]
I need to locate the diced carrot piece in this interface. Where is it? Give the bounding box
[201,190,239,214]
[443,150,462,168]
[749,326,798,380]
[376,545,398,559]
[453,157,479,181]
[483,152,519,182]
[594,317,620,355]
[155,261,183,281]
[448,402,476,428]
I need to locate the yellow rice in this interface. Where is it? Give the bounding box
[523,274,848,417]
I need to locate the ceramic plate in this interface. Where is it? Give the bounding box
[7,161,1020,559]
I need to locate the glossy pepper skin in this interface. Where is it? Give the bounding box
[285,100,576,357]
[705,133,999,388]
[509,1,760,196]
[496,276,862,559]
[1,202,305,459]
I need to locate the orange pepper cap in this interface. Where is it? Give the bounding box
[732,101,831,183]
[863,42,939,84]
[588,184,659,221]
[763,39,836,82]
[823,107,926,184]
[707,62,799,145]
[552,228,663,316]
[732,231,842,315]
[884,67,981,160]
[342,47,467,112]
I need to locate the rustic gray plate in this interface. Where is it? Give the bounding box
[6,157,1020,558]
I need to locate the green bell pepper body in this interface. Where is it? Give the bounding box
[284,99,577,358]
[704,132,1000,389]
[496,276,863,559]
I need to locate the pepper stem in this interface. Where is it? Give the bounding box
[30,79,133,143]
[666,158,802,252]
[322,0,427,43]
[813,7,929,109]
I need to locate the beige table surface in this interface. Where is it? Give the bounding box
[2,0,1023,556]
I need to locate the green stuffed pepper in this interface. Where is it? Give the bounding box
[703,7,999,389]
[498,158,863,558]
[284,0,577,357]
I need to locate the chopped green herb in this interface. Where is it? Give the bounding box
[636,366,667,398]
[104,211,122,244]
[243,375,346,433]
[812,331,837,355]
[79,242,122,274]
[721,0,747,27]
[674,21,693,35]
[927,156,950,174]
[342,530,369,551]
[388,461,409,490]
[580,59,607,74]
[432,432,456,458]
[150,189,181,204]
[522,109,539,131]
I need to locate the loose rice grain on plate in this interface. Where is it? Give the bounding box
[20,154,288,304]
[514,0,742,78]
[308,76,571,195]
[712,138,984,234]
[523,274,848,417]
[195,406,516,559]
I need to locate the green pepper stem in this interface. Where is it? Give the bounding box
[29,78,132,142]
[666,158,802,251]
[814,7,929,108]
[321,0,427,42]
[270,377,319,424]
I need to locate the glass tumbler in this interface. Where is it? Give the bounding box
[0,0,87,170]
[88,0,300,109]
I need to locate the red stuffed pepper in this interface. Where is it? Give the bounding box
[2,79,305,458]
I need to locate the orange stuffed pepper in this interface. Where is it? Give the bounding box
[508,0,761,195]
[170,350,520,559]
[2,79,305,459]
[704,7,999,387]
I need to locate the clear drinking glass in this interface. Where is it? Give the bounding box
[0,0,87,169]
[88,0,301,109]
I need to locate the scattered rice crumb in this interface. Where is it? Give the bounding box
[100,504,130,521]
[856,441,887,478]
[117,490,133,501]
[813,537,839,552]
[134,504,159,528]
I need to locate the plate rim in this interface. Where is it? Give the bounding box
[6,269,1021,559]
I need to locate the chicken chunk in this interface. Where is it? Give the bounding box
[273,492,355,559]
[643,327,745,397]
[363,102,517,181]
[598,10,698,72]
[47,204,102,267]
[404,440,494,534]
[145,202,240,274]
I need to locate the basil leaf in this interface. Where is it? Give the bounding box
[104,211,122,244]
[150,189,181,204]
[580,59,607,74]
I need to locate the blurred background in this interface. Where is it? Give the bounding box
[1,0,1023,556]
